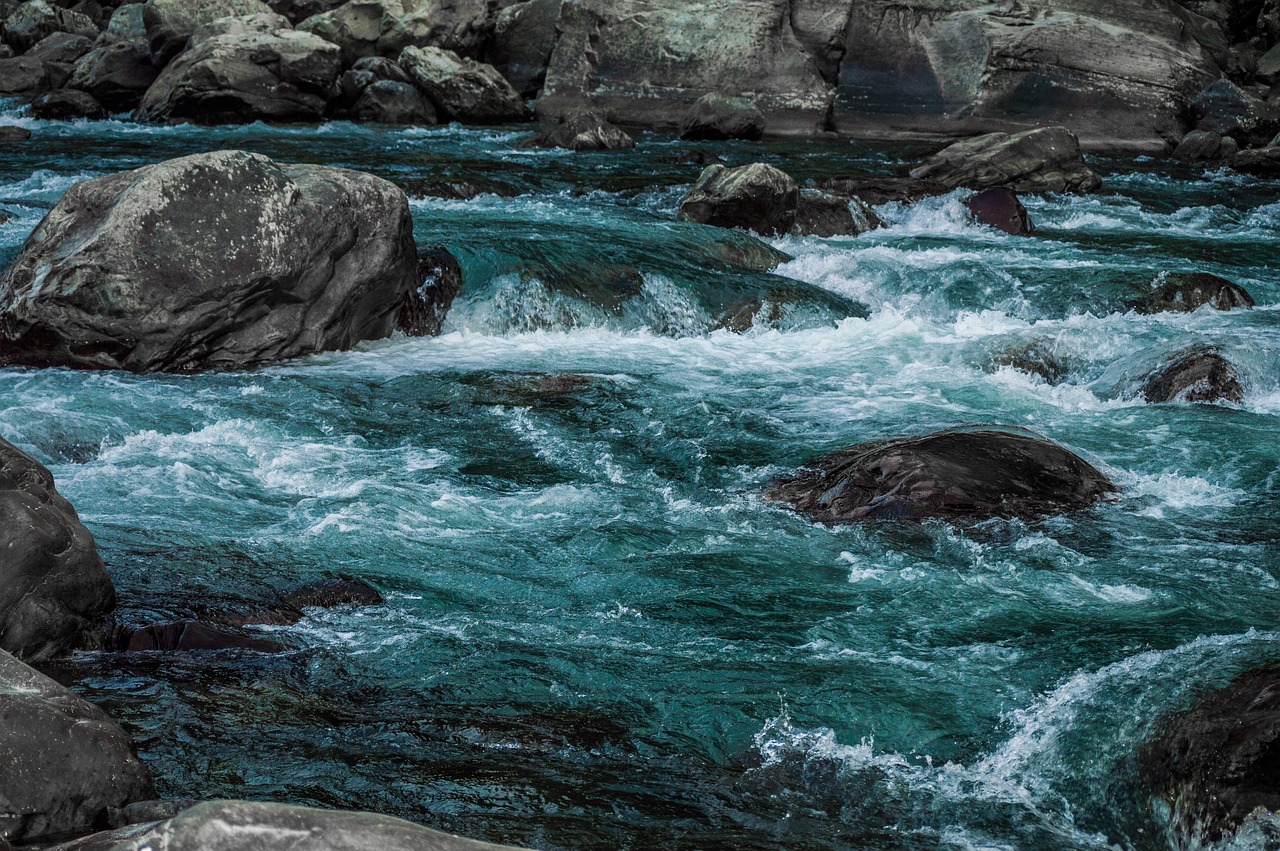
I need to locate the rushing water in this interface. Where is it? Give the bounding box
[3,111,1280,851]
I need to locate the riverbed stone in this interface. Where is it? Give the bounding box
[768,428,1117,523]
[1133,272,1255,313]
[30,87,106,118]
[910,127,1103,193]
[0,150,423,372]
[792,189,881,237]
[399,44,528,123]
[535,107,634,150]
[680,92,766,141]
[1140,349,1244,403]
[0,55,58,96]
[141,0,275,64]
[0,124,32,140]
[678,162,799,236]
[67,37,157,112]
[964,187,1032,234]
[352,78,435,122]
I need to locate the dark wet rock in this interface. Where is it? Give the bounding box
[0,124,32,141]
[488,0,559,98]
[1140,663,1280,845]
[398,246,462,336]
[328,55,412,113]
[270,0,348,24]
[964,187,1032,235]
[399,45,529,124]
[30,87,107,118]
[1173,129,1240,160]
[819,176,950,207]
[537,0,831,137]
[0,649,154,845]
[0,44,11,60]
[105,4,145,40]
[678,162,799,236]
[993,340,1071,384]
[407,178,517,200]
[679,92,766,141]
[768,428,1117,523]
[670,149,725,166]
[352,79,436,123]
[535,107,634,151]
[0,436,115,664]
[141,0,274,65]
[0,150,419,372]
[1230,145,1280,176]
[136,27,341,124]
[792,189,881,237]
[1190,79,1280,145]
[285,576,384,610]
[297,0,496,64]
[3,1,98,53]
[46,800,529,851]
[1140,349,1244,404]
[67,38,156,112]
[25,31,94,64]
[109,799,203,829]
[0,55,58,97]
[1132,272,1255,313]
[117,620,285,652]
[911,127,1103,194]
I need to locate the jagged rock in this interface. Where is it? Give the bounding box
[768,428,1117,523]
[0,55,60,96]
[1172,129,1239,160]
[1230,144,1280,176]
[0,437,115,663]
[106,3,145,40]
[136,27,341,123]
[1132,272,1255,313]
[910,127,1103,193]
[30,87,106,118]
[399,44,528,123]
[298,0,496,63]
[397,246,462,336]
[352,79,435,122]
[0,150,422,372]
[538,0,831,136]
[679,92,766,141]
[488,0,559,98]
[1141,664,1280,846]
[1189,79,1280,145]
[25,31,93,64]
[141,0,274,64]
[327,54,412,112]
[1140,349,1244,403]
[0,124,31,140]
[67,38,156,112]
[679,162,799,236]
[964,187,1032,235]
[45,800,530,851]
[535,107,633,150]
[792,189,881,237]
[3,1,98,53]
[0,649,154,845]
[190,11,292,42]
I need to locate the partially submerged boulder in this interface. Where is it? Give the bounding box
[0,648,154,845]
[351,79,435,123]
[792,189,881,237]
[768,428,1117,523]
[964,187,1032,235]
[30,88,106,119]
[1132,272,1255,313]
[116,620,285,652]
[397,246,462,337]
[1172,129,1239,161]
[910,127,1103,194]
[0,436,115,664]
[680,92,766,141]
[0,124,32,141]
[1140,349,1244,404]
[678,162,799,236]
[0,150,425,372]
[1230,145,1280,177]
[399,45,529,123]
[535,107,634,150]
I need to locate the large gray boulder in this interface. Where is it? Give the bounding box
[910,127,1103,193]
[67,37,158,112]
[487,0,559,98]
[47,800,529,851]
[0,648,154,845]
[106,4,146,40]
[0,150,425,372]
[141,0,274,64]
[3,1,98,53]
[135,27,341,123]
[537,0,832,136]
[0,54,60,96]
[0,437,115,663]
[1140,349,1244,404]
[534,106,633,150]
[680,92,766,141]
[299,0,497,63]
[399,44,528,122]
[678,162,799,236]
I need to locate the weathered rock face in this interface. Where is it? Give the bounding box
[768,428,1117,523]
[397,245,462,336]
[538,0,832,136]
[142,0,274,64]
[135,27,341,123]
[30,88,107,119]
[680,92,766,141]
[45,800,530,851]
[487,0,558,98]
[67,38,158,112]
[910,127,1104,193]
[964,187,1032,235]
[0,150,423,372]
[25,31,94,64]
[834,0,1220,151]
[106,4,146,40]
[1133,272,1255,313]
[1231,145,1280,176]
[1189,79,1280,146]
[792,189,882,238]
[0,437,115,664]
[0,55,59,96]
[352,78,435,122]
[535,107,633,150]
[3,1,98,53]
[1141,349,1244,403]
[1141,664,1280,845]
[399,44,528,123]
[678,163,799,236]
[0,648,154,845]
[300,0,497,64]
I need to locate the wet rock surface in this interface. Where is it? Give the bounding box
[678,162,799,236]
[964,187,1033,234]
[910,127,1103,194]
[1132,272,1256,313]
[535,107,634,151]
[1140,349,1245,403]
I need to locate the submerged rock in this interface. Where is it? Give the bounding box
[398,246,463,337]
[1140,349,1244,404]
[0,124,32,141]
[46,800,529,851]
[768,428,1116,523]
[0,648,154,845]
[117,620,285,653]
[1141,663,1280,845]
[1132,272,1255,313]
[399,45,529,124]
[0,436,115,664]
[535,107,634,151]
[0,150,421,372]
[219,575,386,627]
[964,187,1032,235]
[910,127,1103,194]
[792,189,881,237]
[679,92,766,141]
[678,162,799,236]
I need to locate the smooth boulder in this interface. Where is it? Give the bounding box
[0,150,423,372]
[910,127,1103,193]
[1132,272,1255,313]
[1140,349,1244,404]
[680,92,766,141]
[399,45,529,123]
[0,648,154,845]
[0,437,115,663]
[141,0,275,64]
[964,187,1032,235]
[678,162,799,236]
[768,428,1117,523]
[1172,129,1239,161]
[535,107,634,150]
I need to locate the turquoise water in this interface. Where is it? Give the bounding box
[4,113,1280,850]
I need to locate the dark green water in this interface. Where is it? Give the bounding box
[3,113,1280,850]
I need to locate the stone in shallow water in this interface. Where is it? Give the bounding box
[678,162,799,236]
[964,187,1032,235]
[768,428,1116,523]
[1140,349,1244,404]
[1132,272,1255,314]
[909,127,1103,194]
